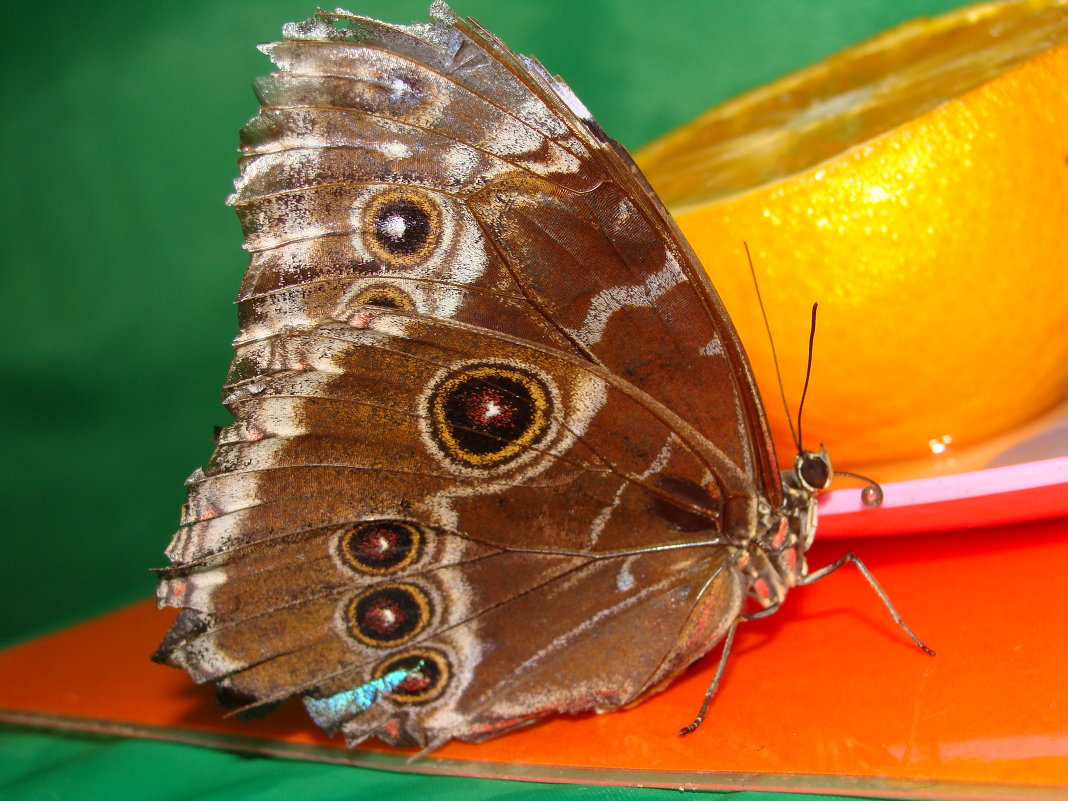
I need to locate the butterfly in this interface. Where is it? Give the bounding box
[154,3,931,752]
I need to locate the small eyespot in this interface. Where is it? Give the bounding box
[374,648,450,704]
[337,520,422,575]
[344,583,431,647]
[426,363,552,469]
[350,283,416,311]
[363,190,440,267]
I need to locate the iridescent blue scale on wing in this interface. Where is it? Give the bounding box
[302,662,421,730]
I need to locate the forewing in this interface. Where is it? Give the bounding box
[232,5,779,508]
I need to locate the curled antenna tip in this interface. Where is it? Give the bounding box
[860,484,884,508]
[837,470,884,508]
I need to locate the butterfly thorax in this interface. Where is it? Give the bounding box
[736,451,827,610]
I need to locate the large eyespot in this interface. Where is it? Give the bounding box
[363,190,440,267]
[374,648,450,704]
[426,363,552,469]
[350,283,416,311]
[344,583,431,647]
[337,520,422,575]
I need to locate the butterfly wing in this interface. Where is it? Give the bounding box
[234,7,780,509]
[156,5,779,749]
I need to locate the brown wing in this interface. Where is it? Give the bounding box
[233,6,780,509]
[156,5,774,748]
[156,307,747,747]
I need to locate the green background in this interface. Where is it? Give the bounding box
[1,0,970,797]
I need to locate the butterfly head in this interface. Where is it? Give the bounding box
[779,444,831,557]
[794,444,833,493]
[794,443,884,510]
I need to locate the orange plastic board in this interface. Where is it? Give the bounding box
[1,518,1066,798]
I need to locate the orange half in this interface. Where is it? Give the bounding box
[637,0,1068,471]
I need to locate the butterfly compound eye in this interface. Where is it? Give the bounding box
[795,448,833,491]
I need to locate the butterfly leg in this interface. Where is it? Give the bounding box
[675,613,738,736]
[678,600,792,737]
[802,553,935,656]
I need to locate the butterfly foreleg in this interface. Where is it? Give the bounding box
[801,552,935,656]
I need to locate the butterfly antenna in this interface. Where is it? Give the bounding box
[834,471,885,507]
[745,243,800,452]
[795,302,819,453]
[794,304,885,507]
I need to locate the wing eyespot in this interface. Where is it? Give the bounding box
[375,648,450,704]
[363,189,441,267]
[344,583,432,647]
[337,520,423,575]
[349,283,417,311]
[425,363,553,469]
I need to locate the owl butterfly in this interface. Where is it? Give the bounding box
[155,3,930,752]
